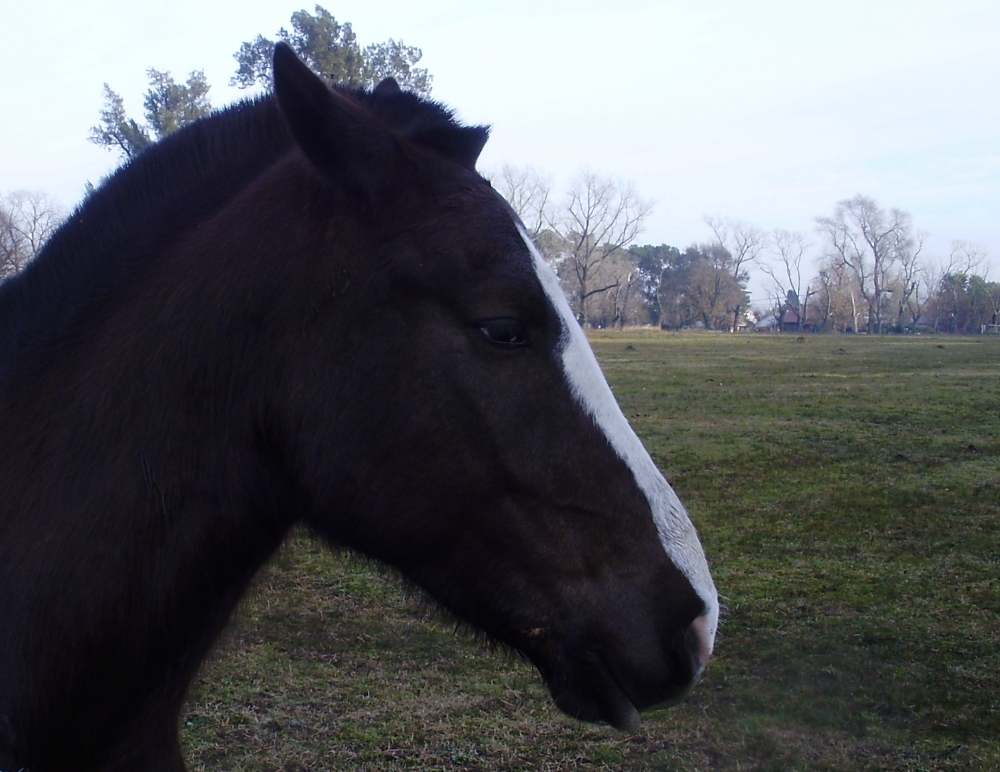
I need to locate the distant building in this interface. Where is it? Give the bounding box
[755,310,800,332]
[755,314,779,331]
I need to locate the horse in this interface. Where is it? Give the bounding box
[0,43,718,772]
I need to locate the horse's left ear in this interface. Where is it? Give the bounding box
[273,42,400,205]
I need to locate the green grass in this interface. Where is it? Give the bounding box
[182,332,1000,771]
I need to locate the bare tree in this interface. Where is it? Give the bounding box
[490,164,552,239]
[704,215,766,331]
[813,264,837,331]
[757,229,816,330]
[897,261,931,330]
[489,167,652,326]
[889,229,928,331]
[815,195,919,334]
[1,191,64,282]
[604,262,641,329]
[553,171,652,324]
[944,240,988,277]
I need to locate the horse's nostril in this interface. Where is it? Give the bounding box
[686,614,713,677]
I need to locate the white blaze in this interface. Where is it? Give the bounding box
[517,224,719,656]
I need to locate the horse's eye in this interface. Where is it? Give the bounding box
[478,318,529,348]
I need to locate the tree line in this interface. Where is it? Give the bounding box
[744,197,996,335]
[5,6,996,335]
[492,165,760,331]
[495,164,996,335]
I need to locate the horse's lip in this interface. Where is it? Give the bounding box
[581,642,700,728]
[519,629,695,730]
[581,649,642,731]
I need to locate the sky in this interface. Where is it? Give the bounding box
[2,0,998,303]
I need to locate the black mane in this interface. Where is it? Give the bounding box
[0,85,484,382]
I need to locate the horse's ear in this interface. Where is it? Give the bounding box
[373,78,401,96]
[272,42,398,205]
[411,124,490,171]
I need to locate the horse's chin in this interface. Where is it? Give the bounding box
[537,644,698,731]
[539,650,645,731]
[591,653,643,730]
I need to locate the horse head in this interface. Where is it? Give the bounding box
[266,43,718,730]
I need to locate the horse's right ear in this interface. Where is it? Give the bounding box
[272,42,399,206]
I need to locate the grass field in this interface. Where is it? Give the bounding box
[181,331,1000,771]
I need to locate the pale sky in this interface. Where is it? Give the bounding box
[2,0,998,301]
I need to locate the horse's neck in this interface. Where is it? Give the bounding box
[0,102,303,738]
[0,422,292,756]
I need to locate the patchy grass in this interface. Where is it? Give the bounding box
[182,332,1000,771]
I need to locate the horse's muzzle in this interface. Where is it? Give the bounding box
[539,611,712,731]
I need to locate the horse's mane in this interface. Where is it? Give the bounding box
[0,85,481,378]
